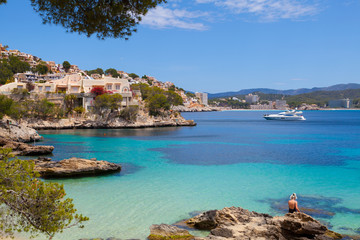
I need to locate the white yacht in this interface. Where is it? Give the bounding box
[263,109,306,121]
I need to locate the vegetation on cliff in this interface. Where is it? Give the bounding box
[0,56,31,84]
[132,83,183,116]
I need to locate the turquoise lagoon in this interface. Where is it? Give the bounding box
[38,110,360,239]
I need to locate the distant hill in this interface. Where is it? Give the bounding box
[285,88,360,107]
[208,83,360,99]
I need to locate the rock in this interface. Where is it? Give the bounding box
[148,224,194,240]
[34,157,121,178]
[0,137,54,156]
[0,118,42,142]
[184,207,343,240]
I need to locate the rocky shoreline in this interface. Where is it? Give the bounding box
[21,115,196,130]
[149,206,346,240]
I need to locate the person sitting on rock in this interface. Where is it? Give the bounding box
[288,193,300,213]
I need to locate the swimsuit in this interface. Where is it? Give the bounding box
[288,202,297,213]
[288,207,296,213]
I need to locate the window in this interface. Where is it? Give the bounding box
[115,84,120,90]
[107,84,112,90]
[17,85,23,89]
[38,86,43,92]
[45,86,51,92]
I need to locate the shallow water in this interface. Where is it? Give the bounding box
[36,110,360,239]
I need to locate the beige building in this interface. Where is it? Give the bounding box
[0,74,136,111]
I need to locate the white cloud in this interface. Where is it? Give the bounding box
[195,0,319,21]
[142,6,208,30]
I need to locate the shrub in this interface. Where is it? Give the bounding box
[119,105,138,122]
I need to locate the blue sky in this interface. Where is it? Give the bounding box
[0,0,359,93]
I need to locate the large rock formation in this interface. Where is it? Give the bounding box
[34,157,121,178]
[0,137,54,156]
[0,118,42,142]
[22,110,196,130]
[184,207,342,240]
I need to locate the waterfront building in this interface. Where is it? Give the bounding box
[275,100,287,109]
[0,73,136,112]
[245,94,259,104]
[328,99,352,108]
[195,92,208,106]
[250,103,273,110]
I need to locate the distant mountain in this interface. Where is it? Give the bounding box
[208,83,360,99]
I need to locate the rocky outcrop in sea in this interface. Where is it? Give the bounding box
[149,206,343,240]
[0,137,54,156]
[34,157,121,178]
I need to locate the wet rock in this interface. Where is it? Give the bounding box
[34,157,121,178]
[148,224,194,240]
[0,137,54,156]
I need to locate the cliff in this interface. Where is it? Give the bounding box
[21,111,196,130]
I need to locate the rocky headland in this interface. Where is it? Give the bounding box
[34,157,121,178]
[149,206,345,240]
[21,112,196,130]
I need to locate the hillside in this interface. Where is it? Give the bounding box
[285,88,360,107]
[208,83,360,99]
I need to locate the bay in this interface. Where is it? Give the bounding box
[37,110,360,239]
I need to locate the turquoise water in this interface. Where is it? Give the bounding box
[36,110,360,239]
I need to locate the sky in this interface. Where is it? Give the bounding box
[0,0,359,93]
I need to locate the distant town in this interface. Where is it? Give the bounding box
[0,43,210,112]
[1,43,359,112]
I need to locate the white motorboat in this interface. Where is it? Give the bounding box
[263,109,306,121]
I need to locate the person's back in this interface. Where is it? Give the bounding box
[288,193,300,213]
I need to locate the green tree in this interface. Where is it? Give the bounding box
[165,90,183,106]
[0,95,13,119]
[0,148,88,240]
[87,68,104,76]
[0,0,166,39]
[119,105,138,122]
[0,61,13,85]
[147,94,170,116]
[34,64,49,75]
[62,61,71,73]
[105,68,120,78]
[168,85,176,91]
[8,56,30,74]
[64,94,77,114]
[93,94,123,115]
[33,98,56,119]
[128,73,139,79]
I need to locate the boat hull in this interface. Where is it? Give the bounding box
[264,115,306,121]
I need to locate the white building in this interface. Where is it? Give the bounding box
[245,94,259,104]
[195,92,208,106]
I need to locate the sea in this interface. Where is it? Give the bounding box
[35,110,360,240]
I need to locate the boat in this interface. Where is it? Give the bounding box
[263,109,306,121]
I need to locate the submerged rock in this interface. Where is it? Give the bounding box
[183,206,343,240]
[34,157,121,178]
[148,224,194,240]
[0,137,54,156]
